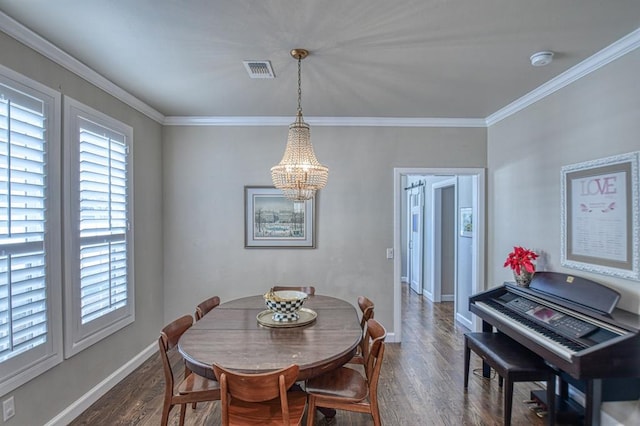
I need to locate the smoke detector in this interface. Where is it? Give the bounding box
[530,51,554,67]
[243,60,275,78]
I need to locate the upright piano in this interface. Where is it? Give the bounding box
[469,272,640,425]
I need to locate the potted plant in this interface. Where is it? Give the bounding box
[504,246,538,287]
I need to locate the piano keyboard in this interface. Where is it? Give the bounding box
[474,300,586,361]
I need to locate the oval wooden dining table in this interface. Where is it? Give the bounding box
[178,294,362,381]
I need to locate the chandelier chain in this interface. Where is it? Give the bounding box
[297,56,302,114]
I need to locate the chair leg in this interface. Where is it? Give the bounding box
[178,403,187,426]
[160,402,172,426]
[371,403,382,426]
[464,340,471,389]
[370,392,382,426]
[306,395,317,426]
[504,378,513,426]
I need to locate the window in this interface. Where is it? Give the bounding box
[64,97,134,358]
[0,65,62,395]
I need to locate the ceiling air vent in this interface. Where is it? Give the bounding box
[243,60,275,79]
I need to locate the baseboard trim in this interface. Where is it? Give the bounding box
[45,342,157,426]
[456,313,473,329]
[566,383,636,425]
[441,294,454,302]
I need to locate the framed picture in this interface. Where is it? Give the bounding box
[460,207,473,237]
[244,186,316,248]
[561,152,639,281]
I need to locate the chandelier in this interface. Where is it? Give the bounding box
[271,48,328,201]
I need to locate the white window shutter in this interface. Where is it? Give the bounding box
[64,97,134,358]
[0,91,48,361]
[0,65,63,396]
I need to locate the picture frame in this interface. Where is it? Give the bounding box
[560,152,639,281]
[460,207,473,237]
[244,186,316,248]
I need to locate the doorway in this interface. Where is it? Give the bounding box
[393,168,485,342]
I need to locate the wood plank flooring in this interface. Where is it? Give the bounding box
[70,284,548,425]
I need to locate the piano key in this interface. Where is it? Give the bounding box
[475,301,576,360]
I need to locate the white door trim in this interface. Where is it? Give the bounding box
[393,167,486,343]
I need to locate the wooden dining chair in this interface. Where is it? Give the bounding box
[305,319,387,426]
[272,285,316,296]
[349,296,375,365]
[159,315,221,426]
[195,295,221,321]
[213,363,307,426]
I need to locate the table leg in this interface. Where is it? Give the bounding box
[291,384,336,421]
[317,407,336,419]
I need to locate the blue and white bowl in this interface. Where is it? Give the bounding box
[264,290,308,322]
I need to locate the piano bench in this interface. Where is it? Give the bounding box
[464,332,556,426]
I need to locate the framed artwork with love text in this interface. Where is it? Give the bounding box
[561,152,639,281]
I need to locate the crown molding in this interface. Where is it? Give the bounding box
[487,26,640,126]
[0,12,165,124]
[163,116,290,126]
[163,115,487,127]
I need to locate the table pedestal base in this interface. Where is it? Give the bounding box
[290,384,336,420]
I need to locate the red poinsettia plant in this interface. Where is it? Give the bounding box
[503,246,538,275]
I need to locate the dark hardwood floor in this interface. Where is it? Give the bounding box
[70,284,548,425]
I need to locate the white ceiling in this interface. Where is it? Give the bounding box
[1,0,640,120]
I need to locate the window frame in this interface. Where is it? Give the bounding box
[63,96,135,358]
[0,64,63,395]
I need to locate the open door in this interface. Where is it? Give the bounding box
[408,185,424,294]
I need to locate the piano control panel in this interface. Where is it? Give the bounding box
[500,294,598,339]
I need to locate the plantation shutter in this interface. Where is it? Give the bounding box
[77,118,128,324]
[0,88,48,362]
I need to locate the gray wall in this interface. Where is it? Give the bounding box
[1,32,164,425]
[162,125,487,331]
[488,48,640,315]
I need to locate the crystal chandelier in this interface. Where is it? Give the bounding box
[271,48,328,201]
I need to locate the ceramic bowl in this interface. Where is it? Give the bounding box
[264,290,308,322]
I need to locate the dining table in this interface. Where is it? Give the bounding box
[178,294,363,381]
